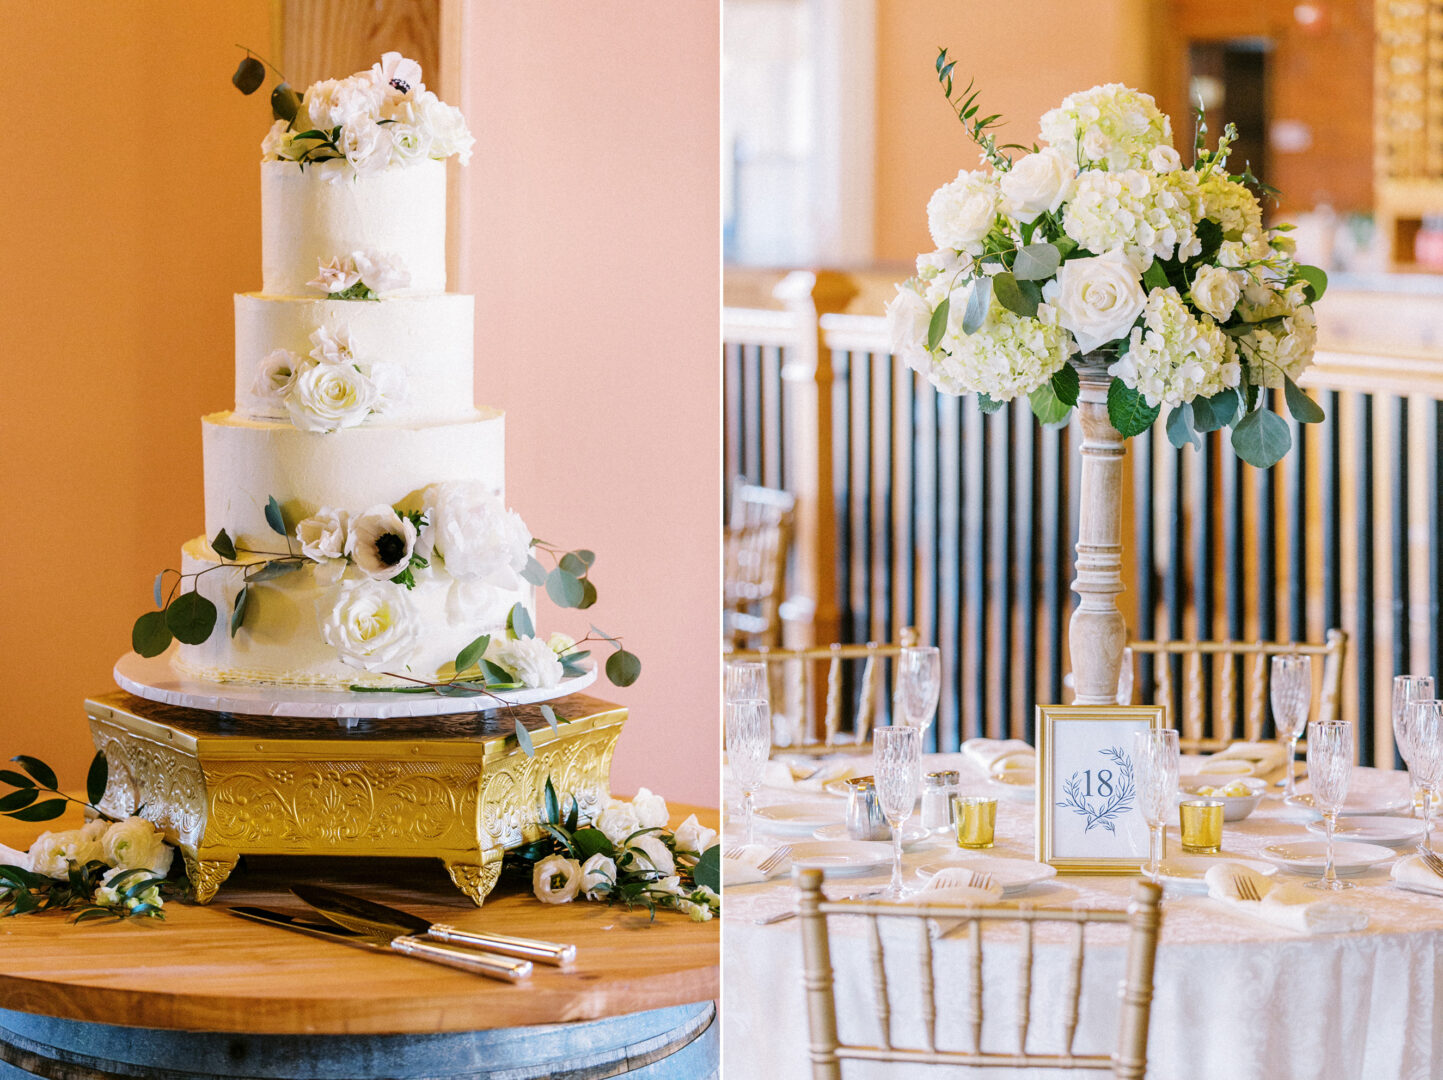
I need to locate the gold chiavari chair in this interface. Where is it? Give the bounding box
[1125,631,1346,752]
[797,869,1163,1079]
[729,630,919,749]
[724,481,796,650]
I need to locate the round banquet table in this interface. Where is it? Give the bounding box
[722,754,1443,1080]
[0,803,718,1080]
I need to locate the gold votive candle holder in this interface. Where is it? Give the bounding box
[1178,798,1224,854]
[952,795,997,849]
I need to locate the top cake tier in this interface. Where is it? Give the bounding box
[260,159,446,296]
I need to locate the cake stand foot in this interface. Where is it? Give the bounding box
[444,859,502,906]
[183,852,239,904]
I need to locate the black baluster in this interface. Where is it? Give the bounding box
[1042,422,1065,706]
[1193,430,1215,737]
[1019,411,1038,741]
[1322,390,1342,636]
[1287,409,1308,643]
[965,401,988,743]
[1134,428,1156,704]
[939,394,963,752]
[1357,393,1376,767]
[1391,395,1410,770]
[1166,435,1185,726]
[995,402,1014,737]
[1222,434,1246,739]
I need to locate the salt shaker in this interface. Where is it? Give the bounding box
[920,770,960,831]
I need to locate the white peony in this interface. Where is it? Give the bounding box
[916,286,1074,402]
[308,325,359,366]
[885,284,934,368]
[308,256,362,295]
[1239,305,1317,389]
[1062,169,1200,271]
[444,578,511,629]
[416,93,475,164]
[340,123,392,175]
[1042,250,1148,353]
[295,507,349,563]
[101,817,173,876]
[630,787,670,829]
[319,74,386,130]
[623,833,676,878]
[285,361,380,433]
[420,482,531,586]
[28,829,104,880]
[532,855,582,904]
[371,51,425,97]
[1111,287,1240,407]
[351,250,411,294]
[252,349,298,408]
[487,635,563,689]
[579,853,616,900]
[1189,264,1242,322]
[321,579,421,671]
[673,814,718,859]
[594,800,641,845]
[346,505,419,582]
[999,148,1077,222]
[1039,84,1173,171]
[926,169,1000,253]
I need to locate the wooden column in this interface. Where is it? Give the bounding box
[1068,355,1128,704]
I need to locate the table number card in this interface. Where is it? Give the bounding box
[1035,704,1167,874]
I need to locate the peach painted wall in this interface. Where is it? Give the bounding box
[0,4,722,809]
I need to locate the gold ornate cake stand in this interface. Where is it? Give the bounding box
[83,690,627,906]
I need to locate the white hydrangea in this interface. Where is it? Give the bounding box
[1197,174,1263,241]
[1238,305,1317,389]
[1039,84,1173,171]
[911,285,1073,402]
[926,169,1001,254]
[1111,287,1239,407]
[1236,278,1309,324]
[1062,169,1200,271]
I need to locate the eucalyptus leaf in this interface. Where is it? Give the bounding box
[540,704,559,733]
[1106,379,1161,439]
[1028,380,1071,425]
[1013,242,1061,280]
[573,549,596,567]
[264,495,287,537]
[976,392,1004,414]
[480,659,517,687]
[1231,407,1292,468]
[132,611,173,658]
[1190,387,1241,432]
[7,799,66,823]
[0,788,39,813]
[692,845,722,893]
[590,624,621,646]
[546,567,585,608]
[514,718,535,758]
[165,591,218,646]
[559,552,587,576]
[991,272,1040,318]
[962,276,991,334]
[11,756,57,791]
[926,296,950,350]
[232,55,265,94]
[230,586,249,639]
[1283,375,1325,424]
[212,529,237,561]
[86,752,108,808]
[153,571,165,609]
[271,82,300,123]
[1165,403,1202,450]
[247,558,305,582]
[455,633,491,675]
[606,648,643,687]
[507,602,535,639]
[1296,264,1328,303]
[579,578,598,609]
[521,556,547,587]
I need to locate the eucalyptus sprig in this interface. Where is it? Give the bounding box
[232,46,301,125]
[936,48,1033,172]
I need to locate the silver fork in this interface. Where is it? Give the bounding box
[756,844,792,874]
[1416,845,1443,879]
[722,845,746,860]
[1232,873,1262,902]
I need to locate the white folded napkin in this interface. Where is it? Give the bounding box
[1391,854,1443,894]
[722,843,792,886]
[916,866,1005,905]
[760,759,866,791]
[1199,741,1286,778]
[962,738,1035,774]
[1204,861,1368,934]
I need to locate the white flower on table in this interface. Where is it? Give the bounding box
[579,853,616,900]
[532,854,582,904]
[28,829,104,880]
[321,579,421,671]
[1043,250,1148,353]
[673,814,717,861]
[594,800,641,845]
[999,147,1077,223]
[486,636,563,689]
[419,482,530,586]
[92,866,164,911]
[623,833,676,879]
[346,505,419,582]
[295,507,349,564]
[630,787,670,830]
[285,361,381,433]
[100,817,173,876]
[926,169,1000,254]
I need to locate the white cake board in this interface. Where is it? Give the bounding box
[114,649,598,721]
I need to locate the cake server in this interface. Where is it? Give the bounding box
[227,905,533,982]
[292,883,577,967]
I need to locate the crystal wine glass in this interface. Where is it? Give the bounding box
[725,660,768,703]
[1306,719,1354,891]
[1133,728,1179,880]
[873,726,923,899]
[1406,700,1443,852]
[1271,654,1313,801]
[1393,675,1434,816]
[897,646,942,741]
[725,698,771,846]
[1115,646,1135,705]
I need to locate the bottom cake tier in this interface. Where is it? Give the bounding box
[173,538,533,689]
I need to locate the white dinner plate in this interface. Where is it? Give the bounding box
[1146,855,1276,893]
[1262,840,1396,877]
[1283,792,1413,817]
[754,802,845,833]
[812,821,932,847]
[787,841,892,877]
[821,777,869,798]
[986,772,1035,802]
[1306,815,1424,847]
[915,855,1057,895]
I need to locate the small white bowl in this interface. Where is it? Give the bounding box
[1179,776,1266,821]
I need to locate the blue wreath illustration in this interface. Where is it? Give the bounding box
[1055,746,1135,833]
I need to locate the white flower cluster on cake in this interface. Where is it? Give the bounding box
[253,325,405,433]
[261,52,474,175]
[308,250,411,300]
[888,56,1328,468]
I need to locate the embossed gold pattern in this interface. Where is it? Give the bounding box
[84,691,626,906]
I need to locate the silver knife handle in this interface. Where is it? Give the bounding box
[390,935,533,982]
[427,923,577,967]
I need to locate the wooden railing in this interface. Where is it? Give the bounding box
[725,267,1443,764]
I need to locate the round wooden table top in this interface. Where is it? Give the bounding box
[0,802,719,1035]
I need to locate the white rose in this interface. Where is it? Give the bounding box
[579,852,616,900]
[308,325,358,366]
[673,814,717,859]
[547,631,577,655]
[1189,264,1242,322]
[327,75,386,129]
[371,52,425,97]
[295,506,349,563]
[532,855,582,904]
[1149,145,1183,173]
[999,148,1076,223]
[630,787,670,830]
[307,256,362,295]
[286,360,380,433]
[346,505,418,582]
[260,119,292,162]
[1043,250,1148,353]
[29,829,104,880]
[351,250,411,294]
[321,579,421,671]
[417,94,475,164]
[885,284,934,364]
[387,122,433,164]
[487,636,563,689]
[624,833,676,878]
[299,78,341,131]
[93,865,126,906]
[926,169,1000,253]
[651,875,683,897]
[594,800,640,845]
[340,124,391,176]
[420,482,531,585]
[251,349,298,408]
[101,817,172,875]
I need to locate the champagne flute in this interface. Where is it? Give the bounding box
[1133,728,1179,880]
[1306,719,1354,891]
[1270,654,1313,800]
[897,646,942,741]
[725,660,768,703]
[873,726,922,899]
[1393,675,1434,816]
[1115,646,1135,705]
[726,698,771,846]
[1406,700,1443,851]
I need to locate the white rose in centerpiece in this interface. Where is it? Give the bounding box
[487,636,563,689]
[28,829,104,880]
[346,505,419,582]
[351,250,411,294]
[926,169,1000,253]
[308,256,362,295]
[885,284,934,367]
[321,579,421,671]
[1043,250,1148,353]
[420,482,530,586]
[579,853,616,900]
[673,814,717,859]
[285,361,380,433]
[999,148,1077,223]
[295,507,349,564]
[252,349,298,409]
[594,800,640,845]
[532,855,582,904]
[101,817,173,876]
[624,833,676,878]
[1189,264,1242,322]
[630,787,669,830]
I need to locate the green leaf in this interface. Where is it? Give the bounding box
[1106,379,1161,439]
[507,603,535,639]
[232,55,265,94]
[247,558,306,582]
[565,797,580,833]
[12,755,58,791]
[521,556,548,587]
[926,296,950,350]
[1165,403,1202,450]
[153,572,165,609]
[544,778,560,825]
[86,753,108,808]
[480,659,516,686]
[991,272,1040,318]
[692,844,721,893]
[1283,375,1325,424]
[230,585,249,639]
[1142,260,1170,291]
[0,788,39,813]
[962,276,992,334]
[271,82,300,123]
[1296,264,1328,303]
[212,529,237,561]
[7,799,66,823]
[132,610,173,658]
[572,549,596,568]
[578,578,598,609]
[165,591,218,646]
[1190,387,1241,432]
[975,392,1005,414]
[1053,237,1079,261]
[1193,218,1223,263]
[559,552,588,576]
[1028,380,1071,425]
[264,495,287,537]
[1050,364,1080,408]
[540,704,559,733]
[455,633,491,674]
[1231,407,1292,468]
[1013,242,1061,280]
[0,770,35,789]
[573,827,613,860]
[0,864,44,888]
[545,568,585,608]
[514,718,534,758]
[606,649,643,687]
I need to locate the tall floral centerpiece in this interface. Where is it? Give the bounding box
[888,55,1327,702]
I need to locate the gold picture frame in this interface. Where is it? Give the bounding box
[1035,704,1168,874]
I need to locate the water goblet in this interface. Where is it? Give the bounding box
[725,698,771,846]
[897,646,942,741]
[1133,728,1179,880]
[1393,676,1434,815]
[725,660,768,703]
[873,726,923,899]
[1306,719,1354,891]
[1271,654,1313,800]
[1406,700,1443,851]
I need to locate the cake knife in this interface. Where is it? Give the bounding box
[291,883,577,967]
[227,905,533,982]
